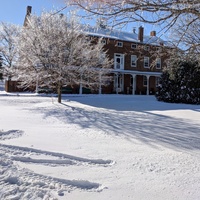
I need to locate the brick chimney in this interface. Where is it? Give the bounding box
[23,6,32,27]
[138,26,144,42]
[26,6,32,16]
[150,31,156,37]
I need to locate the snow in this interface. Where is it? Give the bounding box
[0,81,200,200]
[83,25,172,47]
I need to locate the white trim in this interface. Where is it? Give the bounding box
[112,69,162,77]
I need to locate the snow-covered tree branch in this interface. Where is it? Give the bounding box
[67,0,200,27]
[67,0,200,51]
[16,12,112,102]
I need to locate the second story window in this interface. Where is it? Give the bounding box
[156,58,161,69]
[131,55,137,67]
[144,45,150,51]
[131,43,137,49]
[117,41,123,47]
[101,39,106,45]
[144,57,149,68]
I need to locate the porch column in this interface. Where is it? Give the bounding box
[146,75,150,95]
[116,73,119,94]
[99,72,102,94]
[131,74,136,95]
[79,74,83,94]
[35,74,39,93]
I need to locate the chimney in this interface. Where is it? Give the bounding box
[138,26,144,42]
[150,31,156,37]
[26,6,32,16]
[23,6,32,27]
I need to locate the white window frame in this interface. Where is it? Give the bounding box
[131,43,137,49]
[144,57,150,68]
[131,55,137,67]
[156,58,161,69]
[117,41,123,47]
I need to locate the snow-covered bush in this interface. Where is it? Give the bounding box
[156,60,200,104]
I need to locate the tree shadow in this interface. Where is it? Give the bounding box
[27,95,200,152]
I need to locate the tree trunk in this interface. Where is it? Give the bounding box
[57,85,62,103]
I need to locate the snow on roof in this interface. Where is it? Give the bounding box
[82,25,172,47]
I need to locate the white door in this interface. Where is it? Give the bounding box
[114,54,124,69]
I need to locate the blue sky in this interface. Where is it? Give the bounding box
[0,0,65,25]
[0,0,167,39]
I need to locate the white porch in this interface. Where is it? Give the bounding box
[112,69,162,95]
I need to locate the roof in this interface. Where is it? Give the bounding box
[83,25,172,47]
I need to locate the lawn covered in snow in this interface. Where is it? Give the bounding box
[0,88,200,199]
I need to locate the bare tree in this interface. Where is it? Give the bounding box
[67,1,200,28]
[0,22,20,80]
[16,12,112,103]
[67,0,200,51]
[171,17,200,56]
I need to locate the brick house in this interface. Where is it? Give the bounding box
[84,25,171,95]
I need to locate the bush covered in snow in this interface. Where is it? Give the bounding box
[156,60,200,104]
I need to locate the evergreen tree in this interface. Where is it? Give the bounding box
[156,60,200,104]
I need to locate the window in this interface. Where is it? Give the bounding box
[101,39,106,44]
[143,76,147,86]
[131,55,137,67]
[117,41,123,47]
[156,47,161,51]
[131,43,137,49]
[144,45,150,51]
[144,57,149,68]
[156,58,161,69]
[156,77,161,87]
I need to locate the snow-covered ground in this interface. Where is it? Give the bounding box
[0,82,200,200]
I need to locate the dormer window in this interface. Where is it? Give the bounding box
[131,43,137,49]
[117,41,123,47]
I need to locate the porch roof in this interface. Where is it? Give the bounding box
[112,69,162,77]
